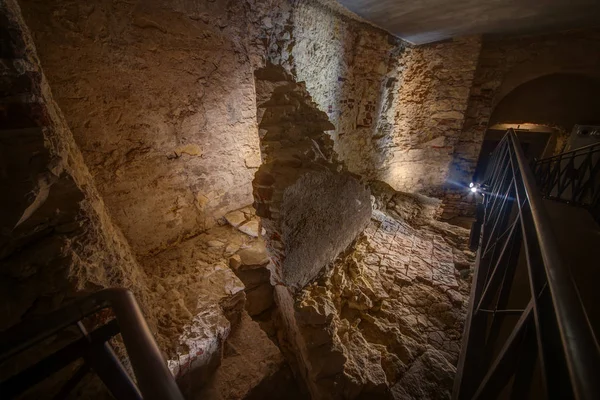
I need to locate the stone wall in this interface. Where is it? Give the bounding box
[15,0,417,254]
[15,0,495,245]
[0,0,151,333]
[383,37,482,195]
[443,29,600,220]
[284,0,406,181]
[2,0,488,397]
[0,2,158,396]
[0,3,272,395]
[275,9,484,198]
[17,0,271,255]
[253,65,371,290]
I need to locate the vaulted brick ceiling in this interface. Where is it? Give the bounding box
[337,0,600,44]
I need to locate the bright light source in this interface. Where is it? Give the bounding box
[470,187,478,193]
[469,182,474,188]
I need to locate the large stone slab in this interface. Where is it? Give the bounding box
[280,170,372,289]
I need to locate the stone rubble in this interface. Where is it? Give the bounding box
[279,183,475,399]
[138,191,473,399]
[139,208,290,399]
[224,211,247,228]
[190,312,287,400]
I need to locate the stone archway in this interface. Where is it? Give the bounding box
[472,73,600,182]
[445,31,600,222]
[490,73,600,131]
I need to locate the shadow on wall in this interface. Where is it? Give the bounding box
[286,0,405,181]
[251,63,373,398]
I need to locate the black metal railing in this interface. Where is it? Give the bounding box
[0,289,184,400]
[453,129,600,400]
[533,141,600,223]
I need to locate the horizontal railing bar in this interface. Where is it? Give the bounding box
[472,301,534,399]
[0,295,116,362]
[535,142,600,163]
[536,150,600,165]
[479,309,525,315]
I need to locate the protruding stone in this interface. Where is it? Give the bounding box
[391,348,456,400]
[165,262,245,384]
[229,254,242,270]
[193,312,285,399]
[237,241,269,266]
[224,243,240,256]
[224,210,247,228]
[446,289,463,307]
[238,220,260,238]
[207,240,224,248]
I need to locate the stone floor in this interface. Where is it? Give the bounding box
[137,197,474,399]
[365,210,472,362]
[292,200,474,399]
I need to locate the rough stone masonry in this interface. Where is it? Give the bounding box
[3,0,599,398]
[253,64,372,290]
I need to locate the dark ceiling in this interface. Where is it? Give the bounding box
[337,0,600,44]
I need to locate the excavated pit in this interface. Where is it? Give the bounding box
[12,0,598,398]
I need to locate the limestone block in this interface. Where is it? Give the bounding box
[237,241,270,266]
[229,255,242,270]
[238,220,260,238]
[280,170,372,289]
[224,210,247,228]
[167,262,246,382]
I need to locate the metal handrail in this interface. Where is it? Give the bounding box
[532,141,600,223]
[453,129,600,399]
[511,130,600,399]
[0,288,184,400]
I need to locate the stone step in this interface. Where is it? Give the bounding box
[191,312,287,400]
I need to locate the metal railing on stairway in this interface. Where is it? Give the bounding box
[533,141,600,224]
[0,289,184,400]
[453,129,600,400]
